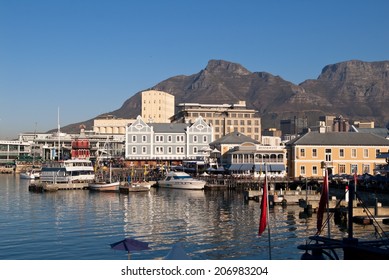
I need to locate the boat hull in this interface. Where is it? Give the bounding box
[88,181,120,191]
[158,181,205,190]
[157,171,206,190]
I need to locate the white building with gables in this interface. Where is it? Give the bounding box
[125,116,213,165]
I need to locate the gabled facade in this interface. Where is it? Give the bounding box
[210,131,260,163]
[125,116,213,163]
[285,131,389,180]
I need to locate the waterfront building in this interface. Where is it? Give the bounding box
[0,140,30,164]
[285,130,389,180]
[17,129,125,161]
[125,115,213,166]
[209,131,260,167]
[170,101,261,141]
[225,145,286,178]
[141,90,175,123]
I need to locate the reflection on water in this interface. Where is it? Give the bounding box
[0,174,387,260]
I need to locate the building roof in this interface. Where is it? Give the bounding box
[210,131,260,145]
[286,131,389,146]
[149,123,189,133]
[351,127,389,139]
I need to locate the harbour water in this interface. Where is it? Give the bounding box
[0,174,384,260]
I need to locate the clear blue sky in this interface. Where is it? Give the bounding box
[1,0,388,139]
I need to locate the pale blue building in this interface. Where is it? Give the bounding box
[125,116,213,164]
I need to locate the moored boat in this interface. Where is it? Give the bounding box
[88,181,120,192]
[157,171,206,190]
[20,169,40,180]
[39,159,95,184]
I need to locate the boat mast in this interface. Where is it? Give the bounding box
[57,107,60,160]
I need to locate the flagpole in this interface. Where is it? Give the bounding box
[326,168,331,238]
[258,163,271,259]
[265,164,272,260]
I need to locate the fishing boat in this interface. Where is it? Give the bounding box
[88,180,120,192]
[157,171,206,190]
[88,161,120,192]
[297,171,389,260]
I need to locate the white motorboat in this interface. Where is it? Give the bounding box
[20,170,40,180]
[157,171,206,190]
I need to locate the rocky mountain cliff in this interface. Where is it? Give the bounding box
[60,59,389,133]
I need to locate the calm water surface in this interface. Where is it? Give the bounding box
[0,174,384,260]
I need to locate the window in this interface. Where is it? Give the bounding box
[363,164,370,174]
[132,135,136,142]
[142,146,146,154]
[193,135,198,143]
[325,149,332,162]
[351,149,357,158]
[142,135,147,142]
[312,166,318,175]
[312,148,317,157]
[155,146,164,154]
[193,147,198,154]
[132,147,136,154]
[203,136,207,143]
[167,135,172,142]
[168,147,172,154]
[300,166,306,175]
[339,164,346,174]
[176,147,184,154]
[363,149,369,158]
[300,148,305,157]
[339,149,344,157]
[351,164,358,174]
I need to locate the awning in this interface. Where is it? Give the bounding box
[254,164,285,172]
[227,163,286,172]
[227,164,243,171]
[240,164,254,171]
[226,164,254,171]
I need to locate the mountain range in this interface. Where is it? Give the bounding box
[60,59,389,133]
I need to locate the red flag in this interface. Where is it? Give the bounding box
[258,176,268,236]
[317,169,329,231]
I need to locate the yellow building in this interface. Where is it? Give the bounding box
[286,131,389,180]
[93,115,134,134]
[141,90,175,123]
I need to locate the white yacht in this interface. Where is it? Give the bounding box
[157,171,206,190]
[40,159,95,184]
